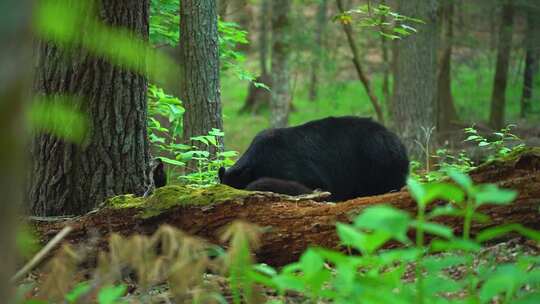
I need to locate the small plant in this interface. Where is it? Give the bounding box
[464,124,526,161]
[181,129,238,187]
[248,170,540,303]
[335,2,424,40]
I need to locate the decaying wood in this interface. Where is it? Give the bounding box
[30,151,540,266]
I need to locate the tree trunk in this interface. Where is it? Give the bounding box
[437,0,459,139]
[30,0,151,216]
[0,0,32,298]
[179,0,224,171]
[31,150,540,267]
[270,0,291,128]
[391,0,439,161]
[489,2,514,130]
[520,8,540,118]
[308,0,329,101]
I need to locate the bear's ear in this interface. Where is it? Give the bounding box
[218,167,226,182]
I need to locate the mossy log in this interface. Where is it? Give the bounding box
[30,150,540,266]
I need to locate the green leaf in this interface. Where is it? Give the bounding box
[411,221,454,239]
[431,239,481,253]
[65,282,91,303]
[447,169,473,191]
[407,178,426,206]
[476,224,540,243]
[353,205,412,243]
[423,183,465,204]
[480,265,523,303]
[98,284,126,304]
[474,184,517,206]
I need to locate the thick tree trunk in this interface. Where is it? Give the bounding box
[489,2,514,130]
[520,8,540,118]
[336,0,385,124]
[391,0,439,161]
[437,0,459,139]
[270,0,291,128]
[308,0,329,102]
[31,151,540,266]
[0,0,32,298]
[30,0,151,216]
[179,0,224,171]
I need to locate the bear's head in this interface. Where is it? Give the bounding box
[218,166,253,189]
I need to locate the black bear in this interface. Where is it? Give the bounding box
[218,116,409,201]
[152,158,167,188]
[245,177,313,196]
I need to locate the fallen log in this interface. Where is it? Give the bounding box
[30,149,540,266]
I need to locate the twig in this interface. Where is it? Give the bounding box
[10,226,73,283]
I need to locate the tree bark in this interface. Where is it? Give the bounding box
[179,0,224,171]
[520,8,540,118]
[437,0,459,139]
[0,0,32,298]
[489,2,514,130]
[270,0,291,128]
[308,0,329,102]
[30,0,151,216]
[336,0,385,124]
[31,151,540,267]
[391,0,439,161]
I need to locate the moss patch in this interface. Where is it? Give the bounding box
[104,184,252,219]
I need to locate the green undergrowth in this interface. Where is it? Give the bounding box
[104,184,251,219]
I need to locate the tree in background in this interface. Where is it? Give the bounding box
[179,0,224,168]
[309,0,329,101]
[270,0,292,128]
[489,1,514,130]
[520,2,540,117]
[391,0,439,160]
[437,0,459,137]
[29,1,151,216]
[0,0,32,298]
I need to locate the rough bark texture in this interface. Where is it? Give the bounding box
[270,0,291,128]
[391,0,439,161]
[179,0,224,170]
[31,151,540,267]
[308,0,328,102]
[30,0,151,216]
[0,0,32,298]
[437,0,459,138]
[520,8,540,118]
[489,2,514,130]
[336,0,385,124]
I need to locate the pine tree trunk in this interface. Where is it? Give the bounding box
[270,0,291,128]
[437,0,459,138]
[520,8,539,118]
[179,0,224,172]
[0,0,32,297]
[29,0,151,216]
[391,0,439,161]
[489,2,514,130]
[308,0,328,101]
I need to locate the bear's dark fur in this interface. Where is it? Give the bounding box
[152,158,167,188]
[218,116,409,201]
[245,177,313,196]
